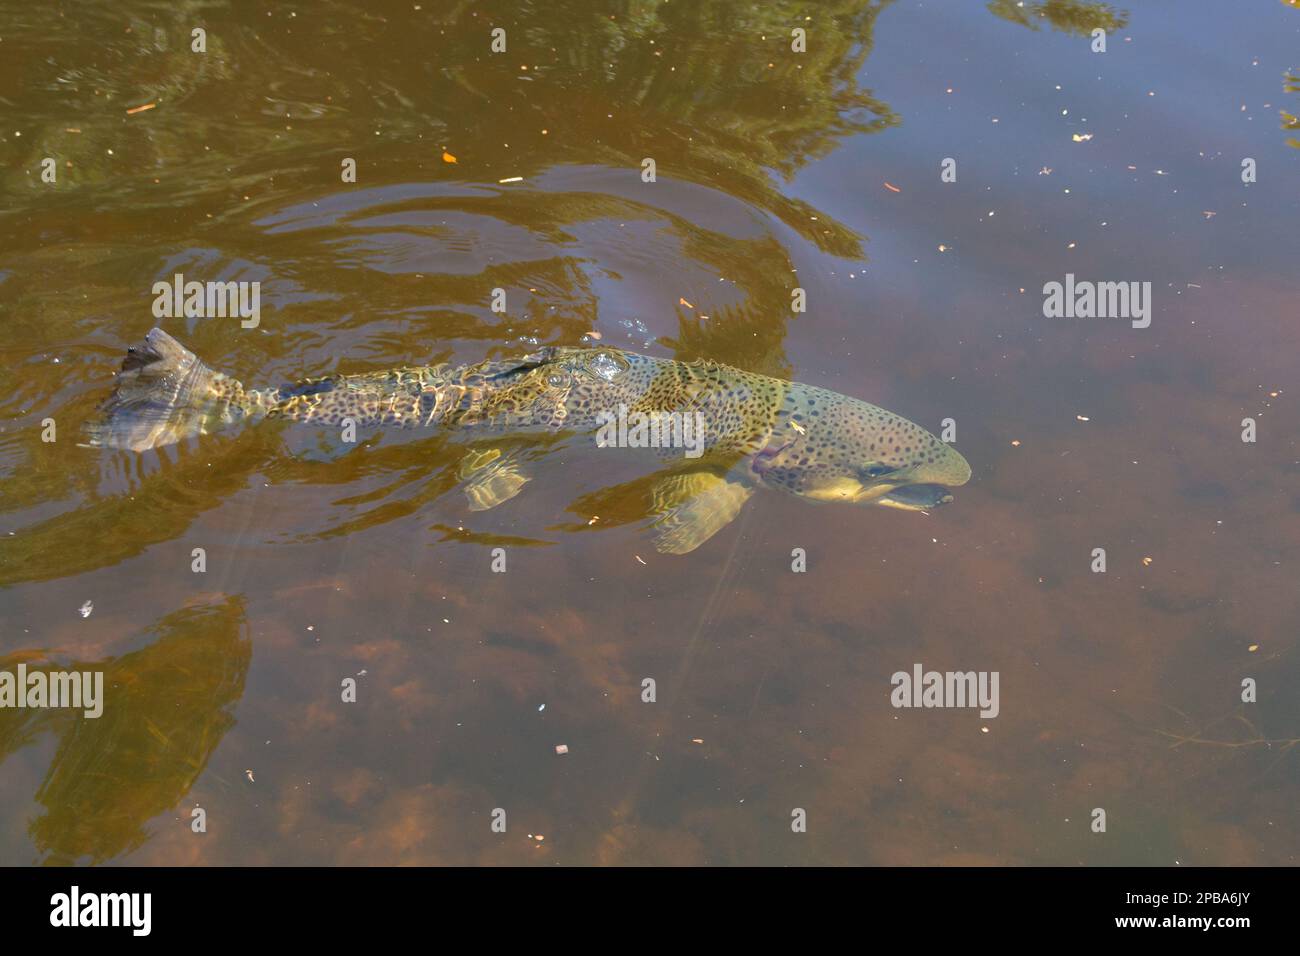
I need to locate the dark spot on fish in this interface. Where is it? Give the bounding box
[278,379,335,400]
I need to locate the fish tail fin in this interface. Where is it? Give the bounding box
[84,328,250,451]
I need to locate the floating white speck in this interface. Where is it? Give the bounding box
[78,601,93,618]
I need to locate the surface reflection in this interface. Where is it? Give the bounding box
[0,599,250,865]
[0,0,1296,867]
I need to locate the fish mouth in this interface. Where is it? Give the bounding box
[874,483,955,512]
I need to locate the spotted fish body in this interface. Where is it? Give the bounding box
[495,346,971,496]
[88,329,971,552]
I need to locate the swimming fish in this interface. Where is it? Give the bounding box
[86,328,971,553]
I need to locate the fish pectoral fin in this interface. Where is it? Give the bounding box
[459,449,531,512]
[650,472,753,555]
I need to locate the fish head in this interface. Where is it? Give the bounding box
[751,388,971,510]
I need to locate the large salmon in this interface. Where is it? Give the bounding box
[86,328,971,552]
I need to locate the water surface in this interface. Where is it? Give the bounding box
[1,0,1297,865]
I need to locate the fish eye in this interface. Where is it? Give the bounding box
[546,370,570,388]
[860,463,895,480]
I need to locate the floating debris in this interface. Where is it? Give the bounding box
[126,102,157,115]
[635,555,647,565]
[442,150,457,163]
[1141,556,1154,567]
[883,182,901,193]
[1071,133,1093,142]
[498,176,523,183]
[245,769,255,782]
[555,744,569,755]
[78,600,93,619]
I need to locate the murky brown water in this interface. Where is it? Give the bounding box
[1,1,1297,865]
